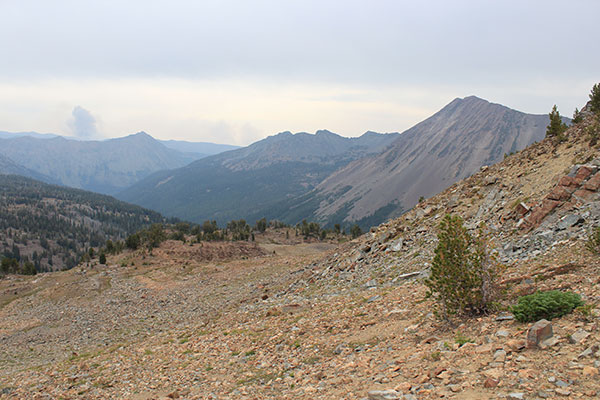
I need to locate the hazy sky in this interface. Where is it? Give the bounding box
[0,0,598,145]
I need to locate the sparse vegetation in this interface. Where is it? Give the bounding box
[586,121,600,147]
[510,290,584,322]
[198,220,222,241]
[297,219,321,239]
[454,333,474,346]
[425,214,497,319]
[227,219,251,241]
[574,303,595,320]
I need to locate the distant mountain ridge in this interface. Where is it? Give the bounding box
[116,130,401,224]
[217,129,400,170]
[0,130,239,157]
[0,132,196,194]
[0,131,236,195]
[0,130,60,140]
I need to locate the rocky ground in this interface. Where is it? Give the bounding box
[1,112,600,399]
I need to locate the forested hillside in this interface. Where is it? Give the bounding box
[0,175,166,273]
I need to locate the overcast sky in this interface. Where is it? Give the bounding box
[0,0,598,145]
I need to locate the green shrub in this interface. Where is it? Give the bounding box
[424,214,497,319]
[125,233,141,250]
[510,290,584,322]
[169,231,186,242]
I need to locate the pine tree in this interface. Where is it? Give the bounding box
[255,218,267,233]
[546,105,568,140]
[590,83,600,115]
[572,108,583,124]
[425,215,496,319]
[350,224,362,239]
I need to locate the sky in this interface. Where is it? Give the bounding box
[0,0,598,146]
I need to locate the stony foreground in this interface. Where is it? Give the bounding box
[1,234,600,399]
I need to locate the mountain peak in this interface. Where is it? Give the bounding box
[361,131,380,137]
[131,131,153,138]
[438,95,499,115]
[461,95,486,102]
[119,131,157,144]
[446,95,489,107]
[360,131,399,138]
[315,129,337,136]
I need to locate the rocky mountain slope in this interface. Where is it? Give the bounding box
[1,98,599,399]
[0,154,55,183]
[0,175,165,272]
[117,130,400,224]
[0,132,203,195]
[304,96,564,228]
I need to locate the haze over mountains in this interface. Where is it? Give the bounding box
[0,132,237,195]
[118,96,563,228]
[157,139,239,158]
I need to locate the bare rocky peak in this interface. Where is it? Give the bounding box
[312,96,557,224]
